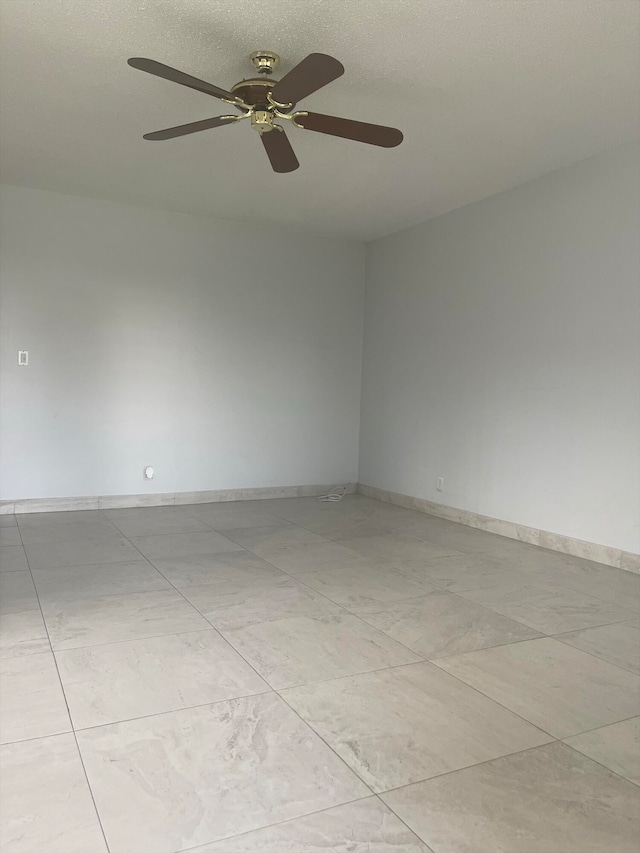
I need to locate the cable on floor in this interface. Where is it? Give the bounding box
[317,485,347,502]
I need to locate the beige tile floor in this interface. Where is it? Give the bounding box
[0,495,638,853]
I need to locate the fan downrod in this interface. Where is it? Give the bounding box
[249,51,280,76]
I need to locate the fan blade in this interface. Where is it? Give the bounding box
[270,53,344,106]
[143,115,239,140]
[294,111,403,147]
[261,128,299,173]
[128,58,236,102]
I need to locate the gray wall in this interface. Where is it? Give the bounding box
[0,186,365,499]
[360,142,640,552]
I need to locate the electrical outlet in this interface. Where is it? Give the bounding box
[18,350,28,366]
[143,466,154,480]
[436,476,444,492]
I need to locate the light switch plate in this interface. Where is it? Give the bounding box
[18,350,28,366]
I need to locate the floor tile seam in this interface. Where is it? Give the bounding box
[430,649,640,741]
[342,586,546,634]
[33,583,181,609]
[559,713,640,741]
[25,554,154,571]
[288,568,447,614]
[178,503,293,526]
[452,587,638,635]
[196,574,432,647]
[144,551,292,583]
[237,554,370,617]
[102,525,216,538]
[18,531,133,547]
[17,512,127,535]
[210,514,333,545]
[0,603,50,659]
[1,727,75,747]
[70,689,276,735]
[115,525,252,564]
[9,525,54,655]
[200,519,298,536]
[375,741,600,851]
[126,530,248,547]
[550,631,640,677]
[559,740,640,788]
[173,793,378,853]
[421,634,552,663]
[18,527,112,853]
[202,605,352,636]
[276,653,558,747]
[275,688,379,798]
[30,518,253,546]
[248,544,371,568]
[545,576,640,611]
[50,625,230,654]
[437,627,640,671]
[267,657,428,693]
[119,533,281,700]
[141,543,349,615]
[337,584,549,650]
[286,574,547,669]
[370,793,436,851]
[376,739,565,800]
[205,604,428,685]
[28,554,159,572]
[0,647,51,661]
[425,655,561,740]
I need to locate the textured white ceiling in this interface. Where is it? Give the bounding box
[1,0,639,240]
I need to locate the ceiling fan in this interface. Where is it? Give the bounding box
[127,51,403,173]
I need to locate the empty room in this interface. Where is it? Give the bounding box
[0,1,639,851]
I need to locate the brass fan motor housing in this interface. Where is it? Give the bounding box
[231,78,275,107]
[231,77,296,132]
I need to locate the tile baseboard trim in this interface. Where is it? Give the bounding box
[357,483,639,575]
[1,482,357,516]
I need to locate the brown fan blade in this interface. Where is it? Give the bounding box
[260,128,299,173]
[143,115,239,140]
[128,58,236,102]
[295,112,403,148]
[270,53,344,106]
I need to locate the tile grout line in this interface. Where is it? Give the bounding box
[451,583,640,637]
[371,792,437,851]
[560,740,640,788]
[14,518,113,853]
[173,794,389,853]
[377,739,565,798]
[550,630,640,677]
[374,741,580,851]
[379,737,640,824]
[69,690,275,735]
[427,643,640,744]
[559,712,640,741]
